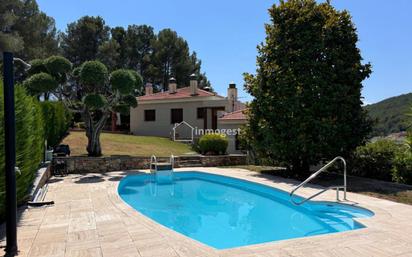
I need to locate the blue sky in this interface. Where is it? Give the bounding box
[37,0,412,104]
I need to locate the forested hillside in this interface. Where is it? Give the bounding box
[365,93,412,136]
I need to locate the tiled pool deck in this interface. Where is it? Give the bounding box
[1,167,412,257]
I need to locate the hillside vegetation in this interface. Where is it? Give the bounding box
[365,93,412,136]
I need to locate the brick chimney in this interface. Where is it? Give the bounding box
[145,83,153,95]
[190,73,198,96]
[169,77,177,94]
[227,82,238,112]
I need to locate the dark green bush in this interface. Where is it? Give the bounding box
[40,101,72,147]
[0,83,45,220]
[350,139,406,181]
[392,151,412,185]
[198,133,228,155]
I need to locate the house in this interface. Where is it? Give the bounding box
[130,74,246,153]
[218,109,247,154]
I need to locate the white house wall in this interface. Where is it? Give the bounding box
[130,98,230,138]
[217,120,247,154]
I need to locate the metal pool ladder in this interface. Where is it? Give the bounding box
[150,155,175,183]
[289,156,347,206]
[150,155,174,173]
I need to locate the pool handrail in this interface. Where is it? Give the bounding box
[170,154,175,168]
[150,155,157,173]
[290,156,347,206]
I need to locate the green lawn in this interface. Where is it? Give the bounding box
[62,131,195,157]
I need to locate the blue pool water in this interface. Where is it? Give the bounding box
[118,172,373,249]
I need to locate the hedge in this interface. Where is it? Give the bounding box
[0,82,71,220]
[0,83,44,219]
[40,101,72,147]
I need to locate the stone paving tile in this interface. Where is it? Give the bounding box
[28,242,66,257]
[32,227,68,245]
[101,244,140,257]
[2,168,412,257]
[65,247,102,257]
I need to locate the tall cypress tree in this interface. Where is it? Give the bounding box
[244,0,372,175]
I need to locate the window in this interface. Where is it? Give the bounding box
[197,108,205,119]
[144,110,156,121]
[171,108,183,124]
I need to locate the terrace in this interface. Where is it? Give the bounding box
[1,167,412,257]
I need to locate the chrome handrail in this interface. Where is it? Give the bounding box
[170,154,175,168]
[150,155,157,173]
[290,156,347,205]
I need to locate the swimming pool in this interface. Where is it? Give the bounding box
[118,171,373,249]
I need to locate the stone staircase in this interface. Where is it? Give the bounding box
[176,156,203,168]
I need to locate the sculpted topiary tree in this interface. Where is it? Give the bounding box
[24,57,143,157]
[243,0,372,176]
[24,56,72,99]
[72,61,143,156]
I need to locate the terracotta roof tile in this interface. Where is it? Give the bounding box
[138,87,219,101]
[219,109,247,121]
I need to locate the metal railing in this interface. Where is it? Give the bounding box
[290,156,347,206]
[150,155,157,173]
[170,154,175,168]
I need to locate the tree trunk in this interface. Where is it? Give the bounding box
[87,129,102,157]
[83,109,108,157]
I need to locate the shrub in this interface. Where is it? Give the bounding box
[0,83,45,220]
[392,151,412,185]
[198,133,228,155]
[40,101,72,147]
[406,131,412,150]
[350,139,406,181]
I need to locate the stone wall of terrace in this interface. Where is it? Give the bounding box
[53,155,247,174]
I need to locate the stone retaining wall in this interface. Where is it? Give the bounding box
[29,163,52,201]
[53,155,247,174]
[199,155,247,167]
